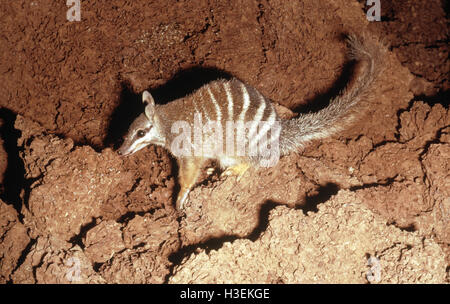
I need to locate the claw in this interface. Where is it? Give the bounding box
[176,188,191,210]
[220,163,250,181]
[206,167,215,175]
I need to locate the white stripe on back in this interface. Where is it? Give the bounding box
[199,90,212,123]
[238,83,250,121]
[248,94,266,138]
[207,86,222,122]
[253,107,276,145]
[192,96,200,115]
[224,82,233,121]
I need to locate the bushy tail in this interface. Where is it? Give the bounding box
[279,34,387,154]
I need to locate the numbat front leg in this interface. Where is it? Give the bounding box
[176,157,205,209]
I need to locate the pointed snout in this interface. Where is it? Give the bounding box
[116,142,133,156]
[117,137,148,156]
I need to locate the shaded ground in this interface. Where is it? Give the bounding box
[0,0,448,283]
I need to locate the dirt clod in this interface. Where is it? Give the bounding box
[0,0,448,283]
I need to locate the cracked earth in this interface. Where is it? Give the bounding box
[0,0,448,283]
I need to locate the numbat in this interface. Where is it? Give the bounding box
[117,34,386,209]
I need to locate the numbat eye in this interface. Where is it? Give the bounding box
[137,130,146,138]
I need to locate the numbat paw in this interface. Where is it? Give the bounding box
[176,189,191,210]
[220,163,250,181]
[206,167,215,175]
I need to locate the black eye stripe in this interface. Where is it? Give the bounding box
[136,126,153,138]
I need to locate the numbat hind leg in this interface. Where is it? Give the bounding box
[176,157,205,210]
[221,162,251,181]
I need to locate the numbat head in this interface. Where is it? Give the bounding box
[117,91,166,156]
[117,34,387,209]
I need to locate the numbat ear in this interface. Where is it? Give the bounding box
[142,90,155,119]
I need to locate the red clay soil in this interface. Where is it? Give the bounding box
[0,0,448,283]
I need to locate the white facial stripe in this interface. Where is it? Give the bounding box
[142,128,155,141]
[127,138,146,154]
[126,127,155,153]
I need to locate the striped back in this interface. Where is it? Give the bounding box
[157,78,280,164]
[200,79,277,127]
